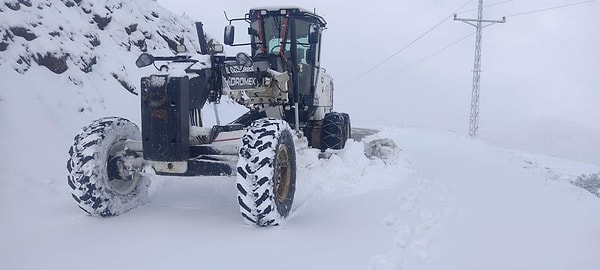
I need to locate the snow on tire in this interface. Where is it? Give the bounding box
[236,118,296,226]
[67,117,150,217]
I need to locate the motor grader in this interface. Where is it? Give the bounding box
[67,7,353,226]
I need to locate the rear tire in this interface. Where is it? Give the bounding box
[342,113,351,141]
[321,112,350,150]
[67,117,149,217]
[236,118,296,226]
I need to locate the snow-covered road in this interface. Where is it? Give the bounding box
[2,126,600,270]
[372,128,600,270]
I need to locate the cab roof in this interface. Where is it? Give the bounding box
[248,6,327,27]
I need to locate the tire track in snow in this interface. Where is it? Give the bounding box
[369,172,457,270]
[366,128,464,270]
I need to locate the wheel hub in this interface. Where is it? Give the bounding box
[274,144,292,204]
[106,140,142,196]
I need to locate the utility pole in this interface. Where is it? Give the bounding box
[454,0,505,137]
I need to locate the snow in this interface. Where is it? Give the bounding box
[2,1,600,270]
[149,74,166,87]
[250,6,314,15]
[368,128,600,270]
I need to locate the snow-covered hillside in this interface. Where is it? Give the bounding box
[0,0,217,188]
[2,1,600,270]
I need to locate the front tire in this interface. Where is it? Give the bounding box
[67,117,150,217]
[236,118,297,226]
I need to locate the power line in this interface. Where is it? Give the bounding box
[371,31,475,82]
[382,0,597,72]
[360,0,596,82]
[405,31,476,69]
[351,0,596,83]
[507,0,596,17]
[351,0,472,82]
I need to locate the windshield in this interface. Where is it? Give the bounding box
[251,15,289,55]
[251,16,312,65]
[294,19,311,65]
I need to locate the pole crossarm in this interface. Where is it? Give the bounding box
[454,15,507,25]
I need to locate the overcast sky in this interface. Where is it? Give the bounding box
[158,0,600,164]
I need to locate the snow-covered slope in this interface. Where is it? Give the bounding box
[2,1,600,270]
[0,0,214,188]
[1,0,202,79]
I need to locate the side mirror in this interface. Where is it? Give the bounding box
[135,53,154,68]
[224,25,235,45]
[308,24,319,44]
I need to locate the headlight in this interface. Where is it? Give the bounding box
[212,44,224,54]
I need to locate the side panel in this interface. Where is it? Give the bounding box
[312,70,334,121]
[141,75,190,161]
